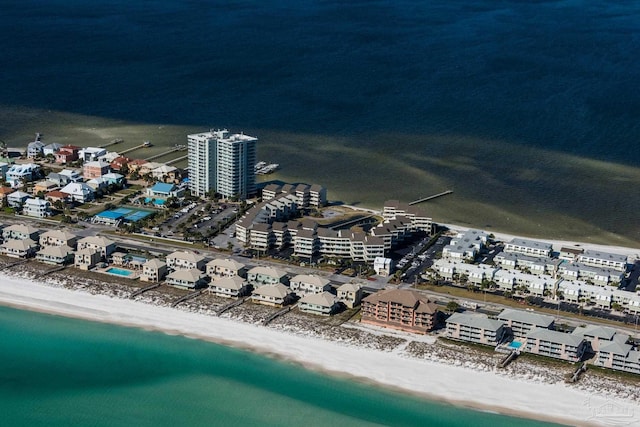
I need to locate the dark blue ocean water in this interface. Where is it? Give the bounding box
[2,0,639,162]
[1,0,639,242]
[0,305,563,427]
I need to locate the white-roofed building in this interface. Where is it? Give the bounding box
[166,251,206,271]
[23,198,51,218]
[60,182,95,203]
[36,245,74,265]
[251,283,292,307]
[446,312,507,345]
[497,309,555,340]
[577,250,627,272]
[299,292,339,316]
[166,268,207,289]
[206,258,247,278]
[247,266,289,287]
[77,236,116,259]
[210,276,249,298]
[504,238,552,258]
[289,274,331,296]
[140,258,168,283]
[524,329,587,362]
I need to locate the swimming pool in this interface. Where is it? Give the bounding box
[508,341,522,349]
[105,267,134,277]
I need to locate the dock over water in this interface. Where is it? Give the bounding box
[409,190,453,206]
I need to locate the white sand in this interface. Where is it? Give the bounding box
[0,273,637,426]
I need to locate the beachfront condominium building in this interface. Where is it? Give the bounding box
[187,129,257,200]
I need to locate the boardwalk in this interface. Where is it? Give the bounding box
[144,145,186,162]
[409,190,453,206]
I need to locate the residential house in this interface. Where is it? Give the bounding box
[496,309,555,340]
[446,312,507,345]
[46,190,71,206]
[289,274,331,296]
[43,143,62,157]
[54,145,81,164]
[58,169,83,183]
[6,163,41,187]
[151,165,179,183]
[77,236,116,259]
[140,258,168,283]
[74,248,101,270]
[0,187,14,207]
[27,140,44,159]
[6,190,30,208]
[1,238,38,258]
[23,198,52,218]
[102,172,125,187]
[361,289,439,334]
[205,258,247,279]
[559,246,584,261]
[39,230,78,248]
[165,251,206,271]
[251,283,293,307]
[110,156,132,172]
[166,268,207,289]
[83,160,111,180]
[336,282,363,308]
[373,257,394,276]
[247,266,289,287]
[145,183,184,203]
[33,180,58,195]
[299,292,339,316]
[2,224,40,241]
[210,276,249,298]
[524,329,588,362]
[36,245,74,265]
[46,172,72,188]
[78,147,107,162]
[59,182,95,203]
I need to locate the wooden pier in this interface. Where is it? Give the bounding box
[144,145,186,162]
[408,190,453,206]
[497,349,519,368]
[262,303,297,326]
[130,283,161,298]
[216,297,249,316]
[34,265,67,279]
[120,142,152,155]
[1,259,30,270]
[99,138,124,149]
[171,289,203,308]
[166,155,188,165]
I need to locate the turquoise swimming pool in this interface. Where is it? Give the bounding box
[508,341,522,349]
[106,267,134,277]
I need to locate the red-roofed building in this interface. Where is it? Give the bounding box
[110,156,132,173]
[0,186,15,207]
[54,145,81,164]
[46,190,71,204]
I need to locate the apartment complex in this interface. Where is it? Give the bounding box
[361,289,439,334]
[187,129,257,199]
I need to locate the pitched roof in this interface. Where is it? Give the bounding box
[526,328,585,347]
[446,312,505,332]
[167,251,204,263]
[300,291,337,307]
[497,309,555,328]
[253,283,290,298]
[291,274,330,287]
[363,289,438,314]
[207,258,245,271]
[215,276,245,290]
[167,268,204,282]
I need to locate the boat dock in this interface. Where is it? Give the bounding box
[166,155,188,165]
[99,138,124,149]
[144,145,186,162]
[409,190,453,206]
[119,141,153,156]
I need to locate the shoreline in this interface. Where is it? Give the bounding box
[0,272,636,426]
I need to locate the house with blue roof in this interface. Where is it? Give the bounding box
[145,183,184,204]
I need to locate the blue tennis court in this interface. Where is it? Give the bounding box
[93,207,154,225]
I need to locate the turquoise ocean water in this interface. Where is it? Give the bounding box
[0,305,562,427]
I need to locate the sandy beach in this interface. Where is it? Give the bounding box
[0,270,637,427]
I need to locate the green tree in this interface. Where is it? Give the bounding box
[446,301,460,313]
